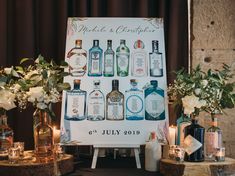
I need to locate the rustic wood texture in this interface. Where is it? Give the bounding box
[192,0,235,158]
[160,158,235,176]
[0,154,74,176]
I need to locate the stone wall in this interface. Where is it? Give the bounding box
[192,0,235,158]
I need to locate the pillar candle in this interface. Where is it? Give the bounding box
[169,125,176,145]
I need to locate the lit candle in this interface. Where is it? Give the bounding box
[169,125,176,145]
[53,126,60,144]
[215,147,225,162]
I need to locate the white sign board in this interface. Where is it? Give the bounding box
[60,18,169,145]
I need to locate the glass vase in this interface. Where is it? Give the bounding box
[184,117,205,162]
[33,109,54,160]
[0,112,14,160]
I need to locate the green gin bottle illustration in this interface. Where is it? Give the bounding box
[104,40,114,77]
[144,80,165,120]
[116,40,130,77]
[88,40,103,76]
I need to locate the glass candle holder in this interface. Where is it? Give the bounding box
[174,146,185,162]
[8,147,20,164]
[215,147,225,162]
[168,145,177,159]
[14,142,24,157]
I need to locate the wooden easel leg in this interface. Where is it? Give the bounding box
[91,148,99,169]
[134,148,141,169]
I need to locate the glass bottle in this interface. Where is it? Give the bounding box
[125,79,144,120]
[131,40,148,77]
[0,113,13,160]
[67,39,87,76]
[176,113,191,146]
[205,114,222,159]
[144,80,165,120]
[149,40,163,77]
[103,40,114,77]
[64,79,87,121]
[87,80,105,121]
[116,40,130,77]
[184,118,205,162]
[88,40,103,76]
[106,80,124,120]
[34,110,53,158]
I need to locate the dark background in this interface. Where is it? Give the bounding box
[0,0,188,149]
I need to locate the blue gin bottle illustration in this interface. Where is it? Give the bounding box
[125,79,144,120]
[144,80,165,120]
[64,79,87,121]
[88,40,103,76]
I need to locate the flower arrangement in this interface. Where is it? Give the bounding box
[168,64,235,117]
[0,67,19,114]
[12,55,71,118]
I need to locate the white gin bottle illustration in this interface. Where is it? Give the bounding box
[149,40,163,77]
[125,79,144,120]
[64,79,87,121]
[116,40,130,77]
[144,80,165,120]
[132,40,148,77]
[103,40,114,77]
[87,80,105,121]
[106,80,124,120]
[67,39,87,76]
[88,40,103,76]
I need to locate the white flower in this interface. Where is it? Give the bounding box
[201,80,208,88]
[11,83,21,93]
[36,102,47,109]
[27,87,44,103]
[0,89,16,110]
[194,88,201,95]
[182,94,206,115]
[4,67,12,75]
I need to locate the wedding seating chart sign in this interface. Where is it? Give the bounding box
[60,18,169,145]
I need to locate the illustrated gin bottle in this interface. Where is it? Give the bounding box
[205,115,222,159]
[87,80,105,121]
[88,40,103,76]
[0,114,13,160]
[125,79,144,120]
[116,40,130,77]
[144,80,165,120]
[176,113,191,146]
[149,40,163,77]
[67,39,87,76]
[132,40,148,77]
[103,40,114,77]
[106,80,124,120]
[64,79,87,121]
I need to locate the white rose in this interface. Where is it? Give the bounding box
[0,89,16,110]
[27,87,44,103]
[4,67,12,75]
[36,102,47,110]
[201,80,208,88]
[194,88,201,95]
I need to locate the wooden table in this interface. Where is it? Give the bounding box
[160,157,235,176]
[0,151,74,176]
